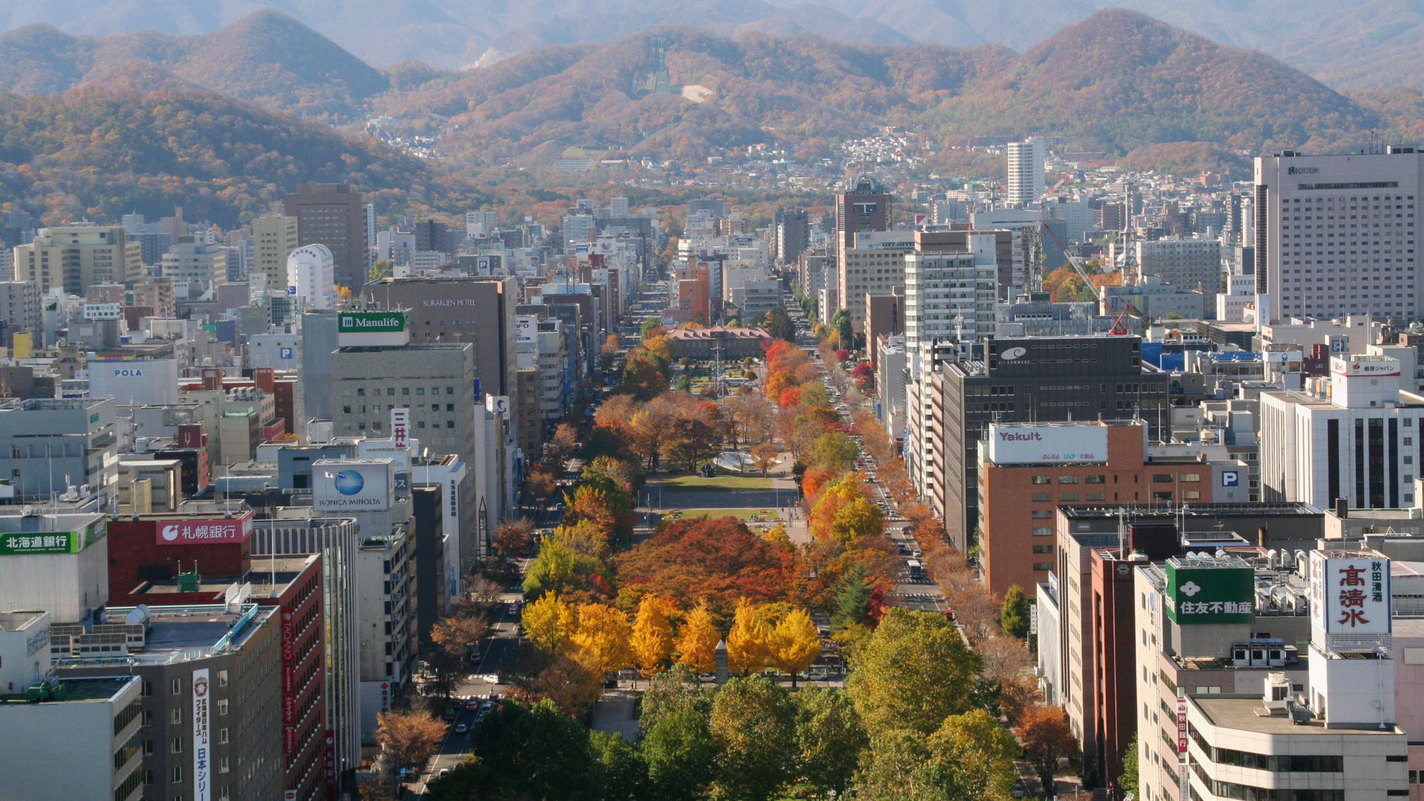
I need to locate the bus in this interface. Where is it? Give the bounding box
[906,560,923,580]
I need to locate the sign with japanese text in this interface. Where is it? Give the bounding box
[0,531,79,555]
[391,408,410,450]
[1311,553,1390,636]
[154,511,254,545]
[1165,562,1255,625]
[193,668,211,801]
[1176,696,1189,753]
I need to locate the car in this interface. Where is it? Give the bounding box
[442,707,457,722]
[464,698,480,711]
[453,722,469,734]
[912,549,923,559]
[439,768,451,778]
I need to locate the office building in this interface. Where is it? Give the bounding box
[56,603,285,801]
[837,231,912,330]
[0,398,118,510]
[0,616,144,801]
[970,208,1042,299]
[1135,235,1223,295]
[361,276,518,399]
[833,176,891,272]
[161,236,228,297]
[1260,353,1424,509]
[930,336,1171,550]
[0,280,40,350]
[903,230,998,363]
[355,525,416,742]
[287,244,336,311]
[1006,137,1047,206]
[13,225,141,295]
[286,183,369,290]
[977,420,1248,597]
[252,215,299,295]
[774,208,809,266]
[865,293,903,370]
[1255,148,1423,322]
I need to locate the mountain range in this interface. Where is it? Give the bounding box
[0,0,1421,89]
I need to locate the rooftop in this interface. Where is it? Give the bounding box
[0,676,136,706]
[1061,503,1318,520]
[0,610,47,632]
[1194,695,1403,735]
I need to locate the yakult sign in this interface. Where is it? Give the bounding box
[985,424,1109,465]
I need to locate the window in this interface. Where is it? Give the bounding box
[1031,493,1051,502]
[1032,527,1053,537]
[217,670,228,687]
[170,707,182,725]
[1032,475,1052,485]
[1032,510,1053,519]
[217,699,229,716]
[171,678,182,695]
[172,766,183,784]
[172,737,182,754]
[1182,490,1201,500]
[1033,562,1054,572]
[1058,475,1079,484]
[1153,474,1174,483]
[1181,473,1201,483]
[1086,475,1105,484]
[1153,491,1174,501]
[1033,544,1053,554]
[1059,493,1079,502]
[143,739,154,756]
[219,757,230,775]
[219,728,229,744]
[1086,492,1106,501]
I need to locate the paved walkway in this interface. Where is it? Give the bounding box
[591,687,640,741]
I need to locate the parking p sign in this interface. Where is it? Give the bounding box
[1221,470,1240,487]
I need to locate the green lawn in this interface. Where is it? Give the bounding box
[664,508,781,523]
[663,474,773,491]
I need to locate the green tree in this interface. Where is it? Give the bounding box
[1001,584,1031,639]
[640,663,714,732]
[844,608,982,739]
[829,563,874,633]
[1119,733,1140,801]
[589,730,653,801]
[765,305,795,341]
[709,676,797,801]
[642,705,717,801]
[794,686,867,797]
[428,699,600,801]
[642,316,664,340]
[855,711,1018,801]
[810,432,858,472]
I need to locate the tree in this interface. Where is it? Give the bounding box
[523,536,610,600]
[726,598,771,675]
[570,602,634,679]
[599,333,622,371]
[830,563,875,633]
[523,593,575,655]
[590,730,652,801]
[794,686,867,797]
[1001,584,1031,639]
[676,601,721,674]
[768,607,821,687]
[709,676,797,801]
[765,305,795,341]
[642,316,664,340]
[429,699,601,801]
[614,517,793,613]
[550,422,581,462]
[1119,733,1140,801]
[631,594,676,678]
[829,494,884,548]
[750,442,780,477]
[1015,704,1078,799]
[642,705,717,801]
[493,517,535,559]
[855,710,1018,801]
[933,708,1020,801]
[374,709,445,776]
[844,608,982,739]
[810,431,858,472]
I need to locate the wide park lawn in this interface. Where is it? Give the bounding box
[663,508,781,523]
[663,474,773,491]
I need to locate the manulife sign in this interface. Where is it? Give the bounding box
[339,312,406,333]
[1165,558,1255,625]
[337,310,410,347]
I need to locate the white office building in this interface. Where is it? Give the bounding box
[287,243,336,311]
[1260,353,1424,509]
[1006,137,1047,207]
[1254,148,1423,322]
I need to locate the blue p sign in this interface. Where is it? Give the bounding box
[1221,470,1240,487]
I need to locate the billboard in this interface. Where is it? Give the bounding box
[337,311,406,333]
[83,302,122,320]
[0,530,81,555]
[312,459,393,512]
[86,357,180,405]
[154,511,254,545]
[390,408,410,450]
[1311,552,1390,636]
[985,424,1110,465]
[1164,561,1255,625]
[193,668,211,801]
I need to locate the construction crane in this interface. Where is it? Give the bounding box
[1040,221,1132,335]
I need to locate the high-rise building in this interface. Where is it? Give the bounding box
[834,176,891,274]
[1006,137,1046,206]
[13,225,140,295]
[252,215,299,296]
[903,230,998,363]
[837,231,913,331]
[286,183,369,290]
[287,244,336,311]
[0,398,119,510]
[774,208,810,266]
[930,336,1171,550]
[1135,235,1224,295]
[1254,148,1423,322]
